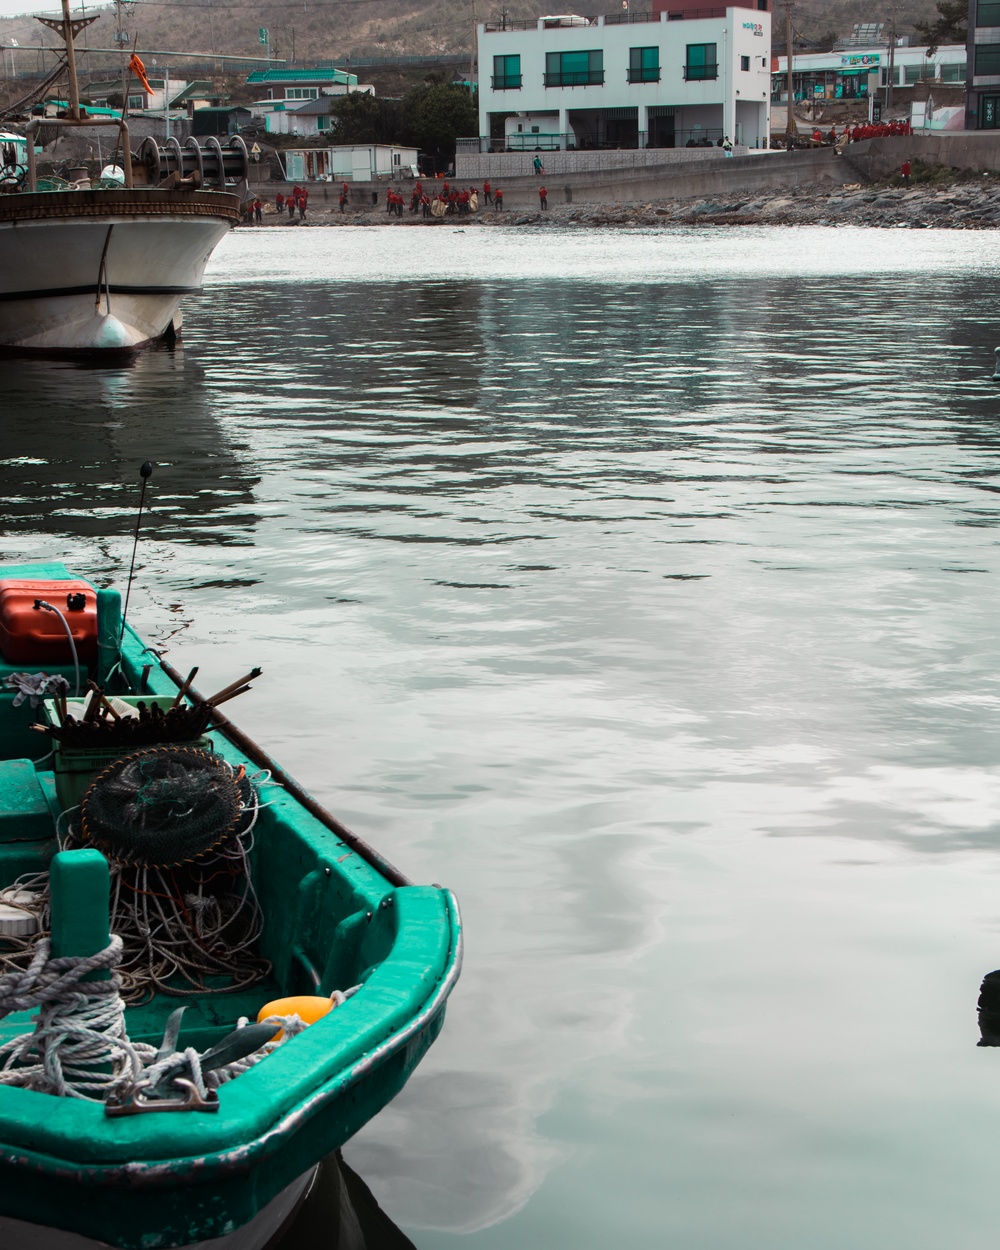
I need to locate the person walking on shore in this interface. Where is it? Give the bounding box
[722,136,733,157]
[276,191,285,215]
[339,190,347,213]
[253,198,263,225]
[533,154,544,175]
[494,187,503,211]
[900,159,911,186]
[538,185,547,210]
[483,179,492,205]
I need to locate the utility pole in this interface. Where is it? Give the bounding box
[470,0,478,99]
[784,0,796,139]
[885,6,897,111]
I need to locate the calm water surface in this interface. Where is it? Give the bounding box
[4,226,1000,1249]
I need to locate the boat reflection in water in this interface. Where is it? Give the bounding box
[273,1153,417,1250]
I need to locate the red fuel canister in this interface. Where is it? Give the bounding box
[0,580,99,665]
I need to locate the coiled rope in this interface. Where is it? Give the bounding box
[0,935,151,1100]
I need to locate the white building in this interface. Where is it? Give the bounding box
[476,6,772,152]
[245,68,374,126]
[282,144,419,182]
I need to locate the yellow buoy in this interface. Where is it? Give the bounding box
[257,994,335,1040]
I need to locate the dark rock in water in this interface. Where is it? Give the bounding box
[978,969,1000,1045]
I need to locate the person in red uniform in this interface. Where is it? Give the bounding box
[483,179,492,205]
[415,179,423,197]
[538,185,547,209]
[339,191,347,213]
[276,191,285,213]
[900,159,911,185]
[494,187,503,211]
[298,187,308,220]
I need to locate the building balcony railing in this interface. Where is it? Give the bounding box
[627,67,661,82]
[482,18,538,30]
[666,7,726,18]
[457,130,735,155]
[544,70,606,87]
[683,64,719,79]
[604,10,658,21]
[491,74,523,89]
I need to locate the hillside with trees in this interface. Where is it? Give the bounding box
[0,0,961,86]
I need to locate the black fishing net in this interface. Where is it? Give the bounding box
[0,749,270,1004]
[80,747,245,868]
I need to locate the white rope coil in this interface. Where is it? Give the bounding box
[0,936,152,1101]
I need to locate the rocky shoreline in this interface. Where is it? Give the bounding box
[258,179,1000,230]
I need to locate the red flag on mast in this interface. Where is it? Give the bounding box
[128,53,153,95]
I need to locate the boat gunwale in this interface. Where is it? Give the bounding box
[0,893,462,1188]
[0,188,242,227]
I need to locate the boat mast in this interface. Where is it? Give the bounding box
[34,0,97,121]
[62,0,80,120]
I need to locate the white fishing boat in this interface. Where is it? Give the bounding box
[0,3,244,356]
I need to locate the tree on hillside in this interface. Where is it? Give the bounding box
[913,0,966,54]
[328,92,403,145]
[401,82,477,167]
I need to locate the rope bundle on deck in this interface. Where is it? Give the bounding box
[0,935,148,1100]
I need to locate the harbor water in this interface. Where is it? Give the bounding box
[4,225,1000,1248]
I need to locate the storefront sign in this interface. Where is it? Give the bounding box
[742,21,764,35]
[841,53,880,67]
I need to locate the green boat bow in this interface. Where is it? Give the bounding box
[0,561,462,1250]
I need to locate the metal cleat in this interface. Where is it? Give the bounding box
[105,1078,219,1117]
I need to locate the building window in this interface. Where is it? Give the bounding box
[940,61,966,82]
[757,0,767,9]
[286,87,319,100]
[544,50,604,87]
[492,54,522,89]
[128,95,144,109]
[978,0,1000,25]
[317,115,330,130]
[684,43,718,80]
[740,55,750,70]
[628,46,660,83]
[905,63,934,84]
[976,43,1000,74]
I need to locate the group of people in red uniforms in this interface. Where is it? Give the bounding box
[811,119,913,147]
[261,177,524,222]
[274,186,308,220]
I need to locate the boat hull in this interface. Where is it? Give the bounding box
[0,1168,317,1250]
[0,190,240,354]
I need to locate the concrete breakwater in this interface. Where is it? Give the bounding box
[256,180,1000,230]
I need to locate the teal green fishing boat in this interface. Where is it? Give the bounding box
[0,559,462,1250]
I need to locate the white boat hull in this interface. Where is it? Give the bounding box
[0,190,240,354]
[0,1166,317,1250]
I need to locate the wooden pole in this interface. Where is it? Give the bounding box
[785,0,796,138]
